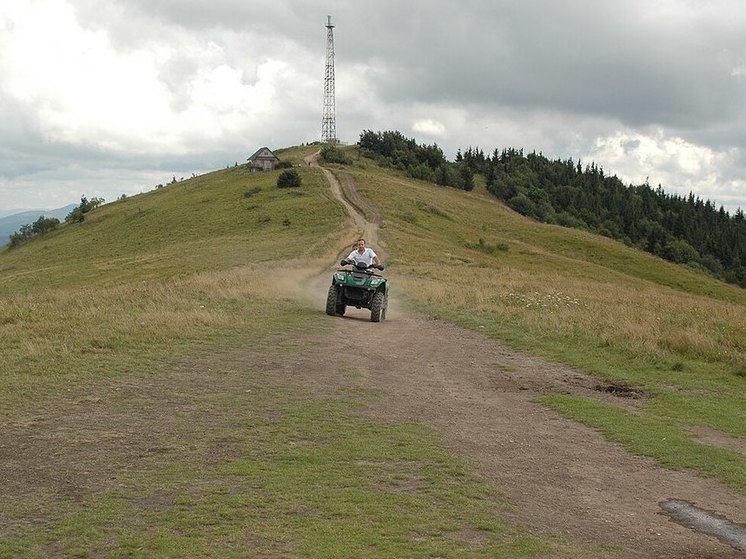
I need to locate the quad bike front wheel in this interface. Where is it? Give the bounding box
[325,285,338,316]
[325,284,346,316]
[370,291,386,322]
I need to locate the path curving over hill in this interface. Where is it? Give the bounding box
[322,167,380,254]
[313,160,746,558]
[305,151,382,260]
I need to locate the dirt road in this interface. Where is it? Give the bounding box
[1,159,743,558]
[313,162,746,558]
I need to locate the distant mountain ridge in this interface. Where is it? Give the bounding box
[0,205,77,245]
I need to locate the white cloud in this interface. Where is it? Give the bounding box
[411,118,446,139]
[3,0,172,150]
[590,129,743,208]
[1,0,745,213]
[0,0,314,158]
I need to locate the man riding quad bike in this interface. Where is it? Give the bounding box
[325,259,389,322]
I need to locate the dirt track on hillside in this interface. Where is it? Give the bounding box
[1,159,743,557]
[307,158,746,558]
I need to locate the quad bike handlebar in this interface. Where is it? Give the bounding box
[340,259,385,271]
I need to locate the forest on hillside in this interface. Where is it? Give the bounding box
[358,130,746,288]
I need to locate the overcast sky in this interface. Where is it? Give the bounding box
[1,0,745,213]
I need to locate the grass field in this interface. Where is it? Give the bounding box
[0,144,743,556]
[336,155,745,492]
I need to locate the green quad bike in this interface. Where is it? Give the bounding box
[325,260,388,322]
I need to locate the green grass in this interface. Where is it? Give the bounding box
[0,162,350,403]
[0,164,347,292]
[541,394,746,493]
[1,157,586,558]
[0,276,303,405]
[0,145,744,556]
[0,359,552,558]
[339,155,745,491]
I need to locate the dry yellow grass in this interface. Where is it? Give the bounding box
[393,261,745,371]
[346,161,745,378]
[0,160,351,403]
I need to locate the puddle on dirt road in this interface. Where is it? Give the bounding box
[660,499,746,555]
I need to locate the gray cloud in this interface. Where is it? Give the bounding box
[1,0,745,212]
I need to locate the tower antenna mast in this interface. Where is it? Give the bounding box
[321,15,337,143]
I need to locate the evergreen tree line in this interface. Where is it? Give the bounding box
[463,146,745,287]
[356,130,745,287]
[358,130,475,191]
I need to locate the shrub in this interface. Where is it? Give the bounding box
[7,216,60,248]
[277,170,302,188]
[320,145,353,165]
[508,193,536,217]
[65,196,105,224]
[662,239,700,264]
[699,254,724,276]
[32,216,60,235]
[556,211,587,229]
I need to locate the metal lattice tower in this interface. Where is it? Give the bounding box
[321,15,337,143]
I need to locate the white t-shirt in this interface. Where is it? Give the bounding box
[347,247,377,266]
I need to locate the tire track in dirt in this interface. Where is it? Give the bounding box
[305,152,382,260]
[312,159,746,558]
[323,167,380,251]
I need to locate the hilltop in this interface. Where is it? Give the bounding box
[0,145,744,558]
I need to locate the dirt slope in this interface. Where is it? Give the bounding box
[313,163,745,558]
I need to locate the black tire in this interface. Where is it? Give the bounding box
[370,291,385,322]
[336,303,346,315]
[326,285,339,316]
[381,293,388,321]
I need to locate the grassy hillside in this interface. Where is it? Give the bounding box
[0,145,346,399]
[0,149,342,292]
[337,153,745,490]
[1,144,744,556]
